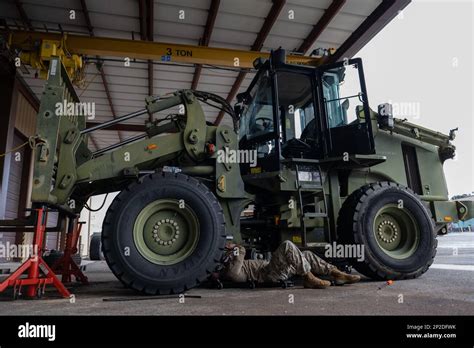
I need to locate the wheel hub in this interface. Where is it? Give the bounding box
[373,204,420,259]
[152,219,180,246]
[133,199,200,265]
[376,217,400,245]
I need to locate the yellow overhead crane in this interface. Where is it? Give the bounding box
[7,30,326,83]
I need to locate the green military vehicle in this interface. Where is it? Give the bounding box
[29,49,472,294]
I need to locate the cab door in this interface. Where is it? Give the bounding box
[316,58,375,157]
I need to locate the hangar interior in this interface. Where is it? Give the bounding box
[0,0,435,308]
[0,0,472,324]
[0,0,408,259]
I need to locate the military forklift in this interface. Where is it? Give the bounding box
[4,48,472,296]
[233,49,468,282]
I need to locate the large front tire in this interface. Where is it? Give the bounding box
[102,172,226,295]
[337,182,437,280]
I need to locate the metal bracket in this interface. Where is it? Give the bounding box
[220,129,232,143]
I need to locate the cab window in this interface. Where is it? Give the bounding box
[276,71,315,142]
[239,71,274,141]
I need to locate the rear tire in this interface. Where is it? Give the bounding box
[337,182,437,280]
[89,233,103,261]
[102,172,226,295]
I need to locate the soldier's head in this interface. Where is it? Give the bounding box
[220,243,239,267]
[221,244,235,263]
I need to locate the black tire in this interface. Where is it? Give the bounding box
[247,248,258,260]
[337,181,437,280]
[43,250,82,267]
[89,232,103,260]
[102,172,226,295]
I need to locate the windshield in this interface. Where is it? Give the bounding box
[239,70,274,140]
[239,69,317,144]
[322,71,346,128]
[239,63,365,143]
[276,71,315,142]
[322,63,364,128]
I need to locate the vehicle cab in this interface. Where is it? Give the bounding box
[236,49,375,176]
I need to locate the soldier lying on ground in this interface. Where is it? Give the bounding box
[221,240,360,289]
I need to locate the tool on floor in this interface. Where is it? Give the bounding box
[102,294,202,302]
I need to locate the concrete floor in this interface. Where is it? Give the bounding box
[0,232,473,315]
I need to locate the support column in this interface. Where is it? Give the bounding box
[0,57,18,219]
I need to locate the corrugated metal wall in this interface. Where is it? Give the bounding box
[0,87,60,261]
[4,134,25,220]
[0,134,24,262]
[14,92,37,137]
[0,133,24,262]
[0,90,31,261]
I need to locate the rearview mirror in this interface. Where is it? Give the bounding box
[377,103,394,129]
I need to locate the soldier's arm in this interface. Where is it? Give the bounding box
[222,245,247,282]
[232,246,246,269]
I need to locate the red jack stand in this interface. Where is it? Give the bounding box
[51,219,89,284]
[0,207,71,299]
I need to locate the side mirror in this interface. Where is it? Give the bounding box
[449,127,458,141]
[341,98,349,124]
[234,104,243,119]
[236,91,249,103]
[377,103,394,129]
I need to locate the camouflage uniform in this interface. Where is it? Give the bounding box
[222,240,336,283]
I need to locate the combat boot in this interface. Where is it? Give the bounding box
[303,272,331,289]
[329,268,361,285]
